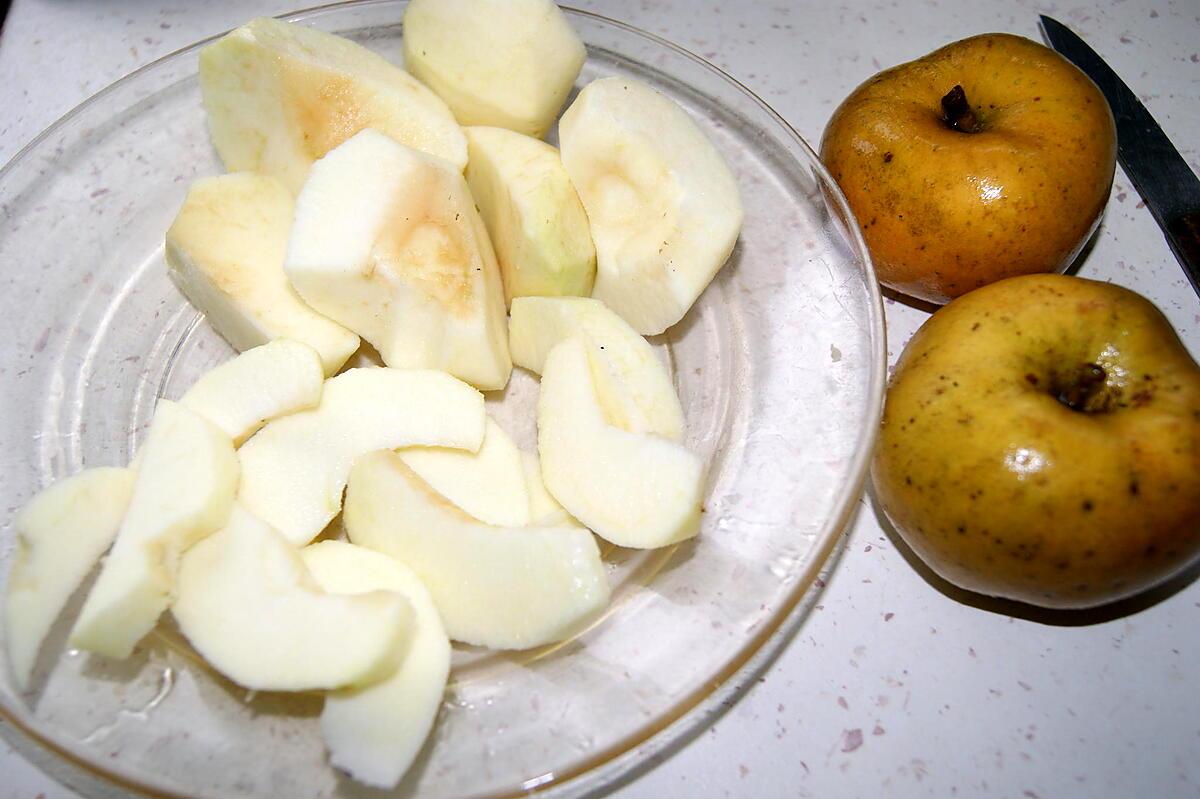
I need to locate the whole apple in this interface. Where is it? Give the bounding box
[873,274,1200,609]
[821,33,1117,305]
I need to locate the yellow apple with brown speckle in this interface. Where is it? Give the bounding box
[821,33,1117,304]
[873,274,1200,609]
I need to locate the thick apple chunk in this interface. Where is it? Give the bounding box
[173,508,411,691]
[464,127,595,304]
[199,16,466,194]
[559,78,743,335]
[180,339,324,445]
[70,402,239,659]
[538,339,703,548]
[344,451,609,650]
[399,417,529,527]
[237,368,485,546]
[285,130,512,391]
[402,0,585,138]
[166,173,359,376]
[509,296,684,439]
[300,541,450,789]
[5,468,136,689]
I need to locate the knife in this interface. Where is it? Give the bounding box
[1040,15,1200,298]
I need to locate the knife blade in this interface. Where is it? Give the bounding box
[1040,15,1200,298]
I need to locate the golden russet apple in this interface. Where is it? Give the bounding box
[821,34,1117,304]
[873,275,1200,608]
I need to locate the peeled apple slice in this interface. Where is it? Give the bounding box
[559,77,744,335]
[70,402,239,659]
[166,173,359,376]
[5,469,136,689]
[538,339,703,549]
[199,16,466,194]
[463,126,595,305]
[236,368,485,546]
[402,0,586,138]
[285,129,512,391]
[179,339,324,445]
[300,541,450,789]
[509,296,684,439]
[521,451,579,528]
[173,508,411,692]
[398,417,530,527]
[344,451,609,650]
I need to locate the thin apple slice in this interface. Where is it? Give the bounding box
[166,173,359,376]
[521,451,580,528]
[5,469,136,689]
[398,417,529,527]
[179,339,324,445]
[237,368,485,546]
[300,541,450,789]
[200,16,466,194]
[559,77,743,335]
[69,402,239,659]
[402,0,586,138]
[285,129,512,391]
[463,126,595,305]
[173,508,411,692]
[538,338,703,549]
[509,296,684,439]
[344,450,609,650]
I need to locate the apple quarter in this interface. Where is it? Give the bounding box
[285,129,512,391]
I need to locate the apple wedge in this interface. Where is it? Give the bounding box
[5,468,136,689]
[199,16,466,194]
[464,126,595,305]
[344,450,609,650]
[538,338,703,549]
[559,77,743,334]
[402,0,586,138]
[179,339,324,445]
[521,451,579,528]
[166,173,359,376]
[285,129,512,391]
[237,368,485,546]
[509,296,684,439]
[300,541,450,789]
[173,507,411,692]
[399,417,529,527]
[70,402,239,659]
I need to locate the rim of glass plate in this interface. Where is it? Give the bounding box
[0,1,888,797]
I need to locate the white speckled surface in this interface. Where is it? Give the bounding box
[2,1,1199,797]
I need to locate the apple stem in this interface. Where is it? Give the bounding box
[941,85,982,133]
[1056,363,1109,413]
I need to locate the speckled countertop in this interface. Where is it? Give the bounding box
[2,1,1199,797]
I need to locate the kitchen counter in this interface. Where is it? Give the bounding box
[2,0,1198,796]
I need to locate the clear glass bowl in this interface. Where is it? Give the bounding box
[0,2,885,797]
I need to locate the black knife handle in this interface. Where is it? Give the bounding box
[1167,211,1200,297]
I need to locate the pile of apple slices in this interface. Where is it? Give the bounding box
[4,0,744,789]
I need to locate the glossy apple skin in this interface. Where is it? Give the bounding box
[821,33,1117,305]
[873,275,1200,609]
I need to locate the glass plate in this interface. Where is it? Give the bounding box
[0,2,885,797]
